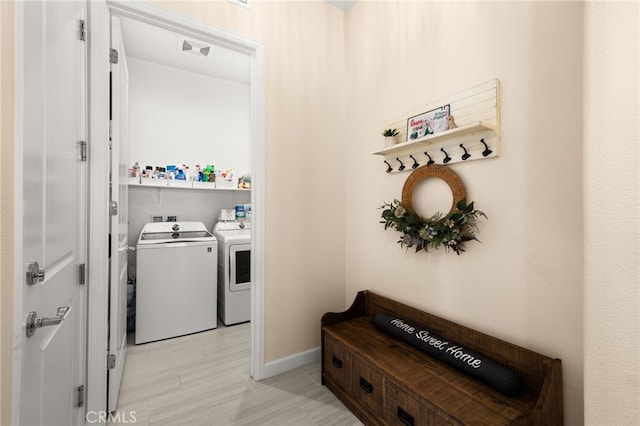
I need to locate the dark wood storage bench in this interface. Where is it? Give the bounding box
[321,291,563,425]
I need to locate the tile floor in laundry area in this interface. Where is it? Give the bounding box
[111,322,362,426]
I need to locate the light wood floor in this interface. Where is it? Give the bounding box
[111,322,362,426]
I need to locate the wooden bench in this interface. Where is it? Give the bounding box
[321,290,563,425]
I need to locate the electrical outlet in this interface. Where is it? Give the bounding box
[151,215,163,223]
[166,215,177,222]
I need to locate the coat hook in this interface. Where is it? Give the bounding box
[409,155,419,169]
[441,148,452,164]
[424,152,435,166]
[396,157,405,171]
[480,139,493,157]
[384,160,392,173]
[460,143,471,161]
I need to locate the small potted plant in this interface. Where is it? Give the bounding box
[382,128,399,147]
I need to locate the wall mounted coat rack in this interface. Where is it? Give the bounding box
[373,79,500,173]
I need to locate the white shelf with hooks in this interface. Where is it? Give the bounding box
[374,79,500,172]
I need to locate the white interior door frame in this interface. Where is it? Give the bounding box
[12,2,26,420]
[86,0,266,416]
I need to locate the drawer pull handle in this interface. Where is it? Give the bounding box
[359,377,373,394]
[397,406,414,426]
[331,355,343,369]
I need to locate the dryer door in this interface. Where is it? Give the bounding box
[229,243,251,292]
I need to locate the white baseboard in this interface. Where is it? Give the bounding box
[261,346,321,379]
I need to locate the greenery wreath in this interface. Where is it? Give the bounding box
[380,165,486,255]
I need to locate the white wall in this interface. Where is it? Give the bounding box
[344,2,584,424]
[125,56,253,277]
[127,57,251,176]
[584,2,640,424]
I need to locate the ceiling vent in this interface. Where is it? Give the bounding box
[181,39,211,57]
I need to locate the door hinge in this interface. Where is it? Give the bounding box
[108,353,116,370]
[79,20,86,41]
[79,264,86,285]
[77,384,85,407]
[79,141,87,161]
[110,48,119,64]
[110,201,118,216]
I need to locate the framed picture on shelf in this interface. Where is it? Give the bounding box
[406,104,451,141]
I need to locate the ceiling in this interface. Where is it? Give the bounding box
[118,1,356,82]
[118,16,252,85]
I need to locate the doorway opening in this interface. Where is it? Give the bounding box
[87,1,266,415]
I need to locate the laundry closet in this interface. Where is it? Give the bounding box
[117,17,253,340]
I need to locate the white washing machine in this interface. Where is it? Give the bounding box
[212,220,251,325]
[135,221,217,344]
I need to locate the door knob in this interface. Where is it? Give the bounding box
[26,262,45,285]
[25,306,70,337]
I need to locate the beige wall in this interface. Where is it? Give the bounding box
[343,1,585,424]
[154,1,349,363]
[0,1,15,424]
[584,1,640,424]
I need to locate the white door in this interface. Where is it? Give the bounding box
[108,15,129,412]
[18,1,87,425]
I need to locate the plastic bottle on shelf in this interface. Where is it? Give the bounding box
[175,166,186,181]
[166,165,177,180]
[208,165,216,182]
[235,204,245,220]
[193,165,202,182]
[160,167,167,179]
[203,165,215,183]
[202,165,212,182]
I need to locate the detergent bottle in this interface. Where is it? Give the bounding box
[175,166,186,181]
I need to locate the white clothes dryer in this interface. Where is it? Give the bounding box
[135,221,217,344]
[212,220,251,325]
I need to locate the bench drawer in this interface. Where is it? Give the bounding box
[323,335,351,391]
[386,380,456,426]
[351,354,384,417]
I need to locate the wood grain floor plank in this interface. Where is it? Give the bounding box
[111,322,361,425]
